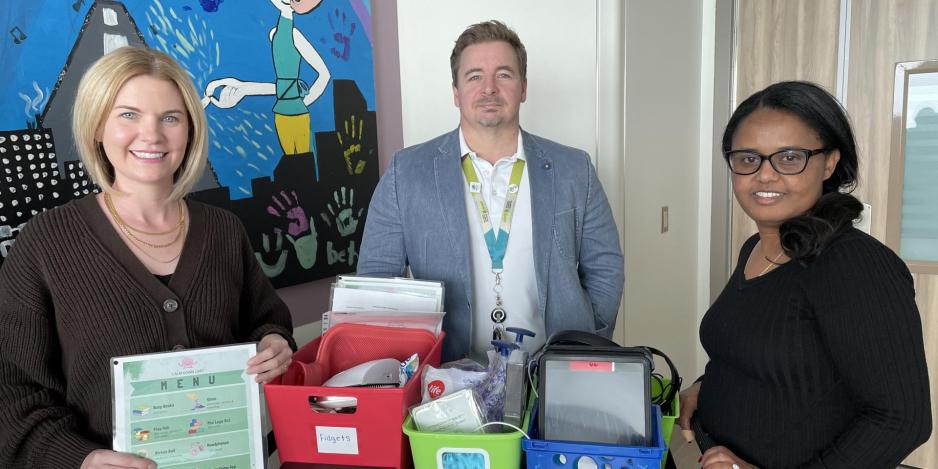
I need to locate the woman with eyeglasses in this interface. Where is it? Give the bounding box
[677,81,931,469]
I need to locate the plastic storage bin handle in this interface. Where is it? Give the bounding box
[309,395,358,413]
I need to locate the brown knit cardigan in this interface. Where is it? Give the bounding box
[0,195,295,468]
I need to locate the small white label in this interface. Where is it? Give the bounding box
[854,202,872,234]
[469,182,482,193]
[315,426,359,454]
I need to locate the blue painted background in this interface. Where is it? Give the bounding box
[0,0,375,200]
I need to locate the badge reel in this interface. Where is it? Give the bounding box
[491,271,507,340]
[491,307,507,340]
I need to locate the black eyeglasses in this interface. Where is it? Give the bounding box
[724,148,829,175]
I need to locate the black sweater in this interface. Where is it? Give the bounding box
[698,228,931,468]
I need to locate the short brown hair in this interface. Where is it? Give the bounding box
[72,46,208,200]
[450,20,527,86]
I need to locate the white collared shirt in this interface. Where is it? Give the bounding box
[459,128,545,363]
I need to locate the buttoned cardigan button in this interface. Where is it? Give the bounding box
[163,299,179,312]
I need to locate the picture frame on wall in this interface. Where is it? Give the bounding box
[887,60,938,274]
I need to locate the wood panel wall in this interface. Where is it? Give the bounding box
[731,0,841,260]
[730,0,938,465]
[847,2,938,465]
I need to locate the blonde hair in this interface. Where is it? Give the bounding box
[72,46,208,200]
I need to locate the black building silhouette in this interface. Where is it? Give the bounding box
[41,0,218,192]
[190,79,379,287]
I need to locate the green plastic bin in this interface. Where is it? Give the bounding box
[403,415,524,469]
[653,378,680,468]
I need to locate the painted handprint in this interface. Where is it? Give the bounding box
[319,187,363,238]
[326,7,356,61]
[254,230,289,277]
[336,114,367,175]
[267,190,307,236]
[267,190,317,269]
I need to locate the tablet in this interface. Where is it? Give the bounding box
[538,347,651,446]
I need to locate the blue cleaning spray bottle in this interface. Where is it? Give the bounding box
[479,340,518,424]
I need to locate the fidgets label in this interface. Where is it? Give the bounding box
[315,426,359,455]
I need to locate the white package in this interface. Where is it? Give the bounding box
[411,389,487,433]
[421,364,487,403]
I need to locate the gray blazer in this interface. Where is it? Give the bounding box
[358,129,624,361]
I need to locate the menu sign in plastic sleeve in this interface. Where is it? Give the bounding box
[111,343,265,468]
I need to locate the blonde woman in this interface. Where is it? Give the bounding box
[0,47,295,468]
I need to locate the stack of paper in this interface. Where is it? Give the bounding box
[323,276,446,336]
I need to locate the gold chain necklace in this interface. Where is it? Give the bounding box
[115,220,184,264]
[104,193,185,248]
[104,192,184,235]
[758,245,786,276]
[120,222,184,249]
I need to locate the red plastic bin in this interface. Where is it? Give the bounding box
[265,324,444,468]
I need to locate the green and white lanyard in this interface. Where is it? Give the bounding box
[461,154,525,338]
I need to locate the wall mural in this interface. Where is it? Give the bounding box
[0,0,378,287]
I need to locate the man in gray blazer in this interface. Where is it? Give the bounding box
[358,20,624,362]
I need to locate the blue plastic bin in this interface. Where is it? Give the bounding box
[523,405,666,469]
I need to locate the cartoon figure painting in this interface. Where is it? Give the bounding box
[2,0,379,288]
[203,0,330,161]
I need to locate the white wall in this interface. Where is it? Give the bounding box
[396,0,597,154]
[622,1,705,379]
[396,0,710,381]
